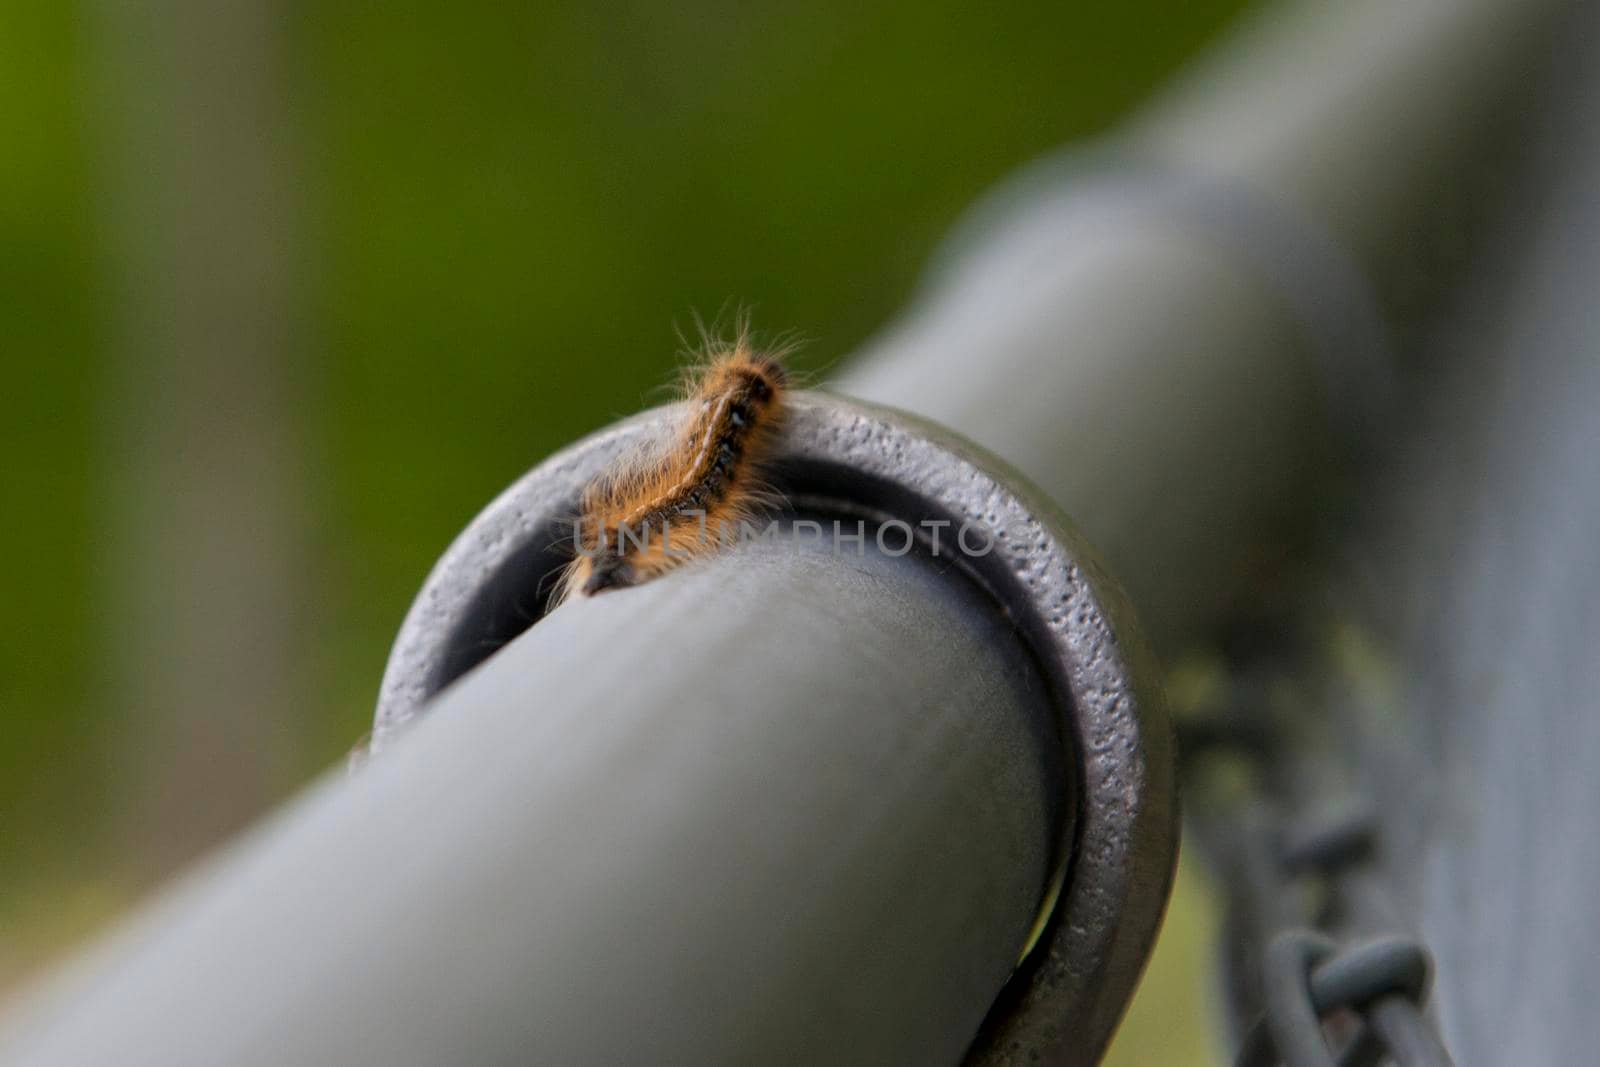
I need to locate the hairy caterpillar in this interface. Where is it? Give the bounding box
[555,339,790,604]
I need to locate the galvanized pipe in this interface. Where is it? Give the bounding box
[1247,8,1600,1062]
[843,0,1572,651]
[0,532,1059,1066]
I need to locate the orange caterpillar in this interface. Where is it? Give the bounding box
[557,341,789,603]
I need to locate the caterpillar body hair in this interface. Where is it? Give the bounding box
[556,340,790,604]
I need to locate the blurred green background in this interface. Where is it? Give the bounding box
[3,1,1250,1059]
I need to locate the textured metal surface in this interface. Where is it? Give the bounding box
[373,390,1175,1063]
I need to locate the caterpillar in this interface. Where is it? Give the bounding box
[555,339,790,604]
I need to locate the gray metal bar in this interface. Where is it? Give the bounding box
[0,0,1574,1064]
[842,0,1571,652]
[1280,9,1600,1062]
[1128,0,1563,292]
[0,533,1057,1066]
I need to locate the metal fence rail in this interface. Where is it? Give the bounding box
[1237,8,1600,1062]
[0,1,1574,1064]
